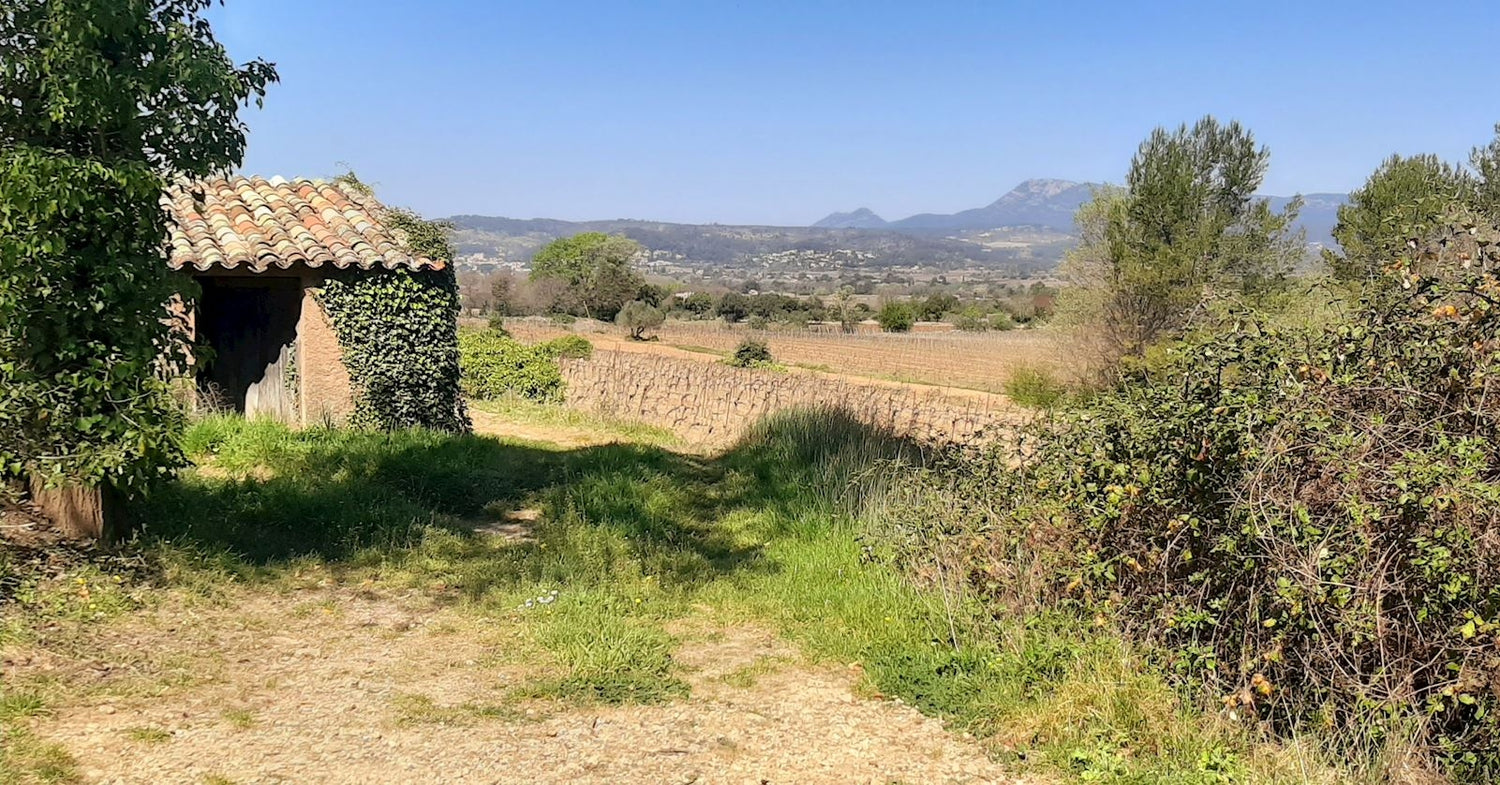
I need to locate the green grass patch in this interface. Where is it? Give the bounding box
[123,726,172,744]
[667,343,727,357]
[389,693,531,726]
[0,688,79,785]
[468,396,681,448]
[220,708,257,730]
[519,589,688,704]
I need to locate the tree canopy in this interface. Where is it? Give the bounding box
[1062,116,1302,374]
[0,0,276,495]
[528,232,646,321]
[1325,154,1475,282]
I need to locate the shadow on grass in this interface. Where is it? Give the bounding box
[122,408,920,598]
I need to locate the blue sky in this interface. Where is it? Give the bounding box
[213,1,1500,225]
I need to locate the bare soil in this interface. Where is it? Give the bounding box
[14,586,1021,785]
[501,318,1064,398]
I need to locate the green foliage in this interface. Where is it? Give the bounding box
[727,338,774,368]
[317,268,469,433]
[1325,153,1475,282]
[934,215,1500,778]
[918,292,959,321]
[680,291,715,317]
[1472,124,1500,219]
[529,232,645,320]
[34,405,1345,783]
[615,299,664,340]
[458,330,563,402]
[0,0,275,495]
[1063,118,1302,375]
[875,301,915,332]
[535,334,593,360]
[1002,366,1067,409]
[714,291,750,323]
[315,174,467,433]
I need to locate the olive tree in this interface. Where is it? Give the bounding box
[616,300,665,340]
[0,0,277,497]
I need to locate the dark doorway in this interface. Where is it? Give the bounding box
[196,277,302,422]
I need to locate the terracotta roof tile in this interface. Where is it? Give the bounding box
[162,176,446,273]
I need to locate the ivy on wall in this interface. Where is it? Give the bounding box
[315,182,469,433]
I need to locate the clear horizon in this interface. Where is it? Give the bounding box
[213,0,1500,225]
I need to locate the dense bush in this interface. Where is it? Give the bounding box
[727,338,774,368]
[876,301,916,332]
[536,334,594,360]
[1001,366,1067,409]
[0,3,274,497]
[895,215,1500,778]
[458,330,563,402]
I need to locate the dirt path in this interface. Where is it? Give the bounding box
[24,587,1019,785]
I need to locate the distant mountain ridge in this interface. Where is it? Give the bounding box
[814,178,1347,244]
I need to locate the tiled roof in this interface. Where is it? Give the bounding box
[162,176,446,273]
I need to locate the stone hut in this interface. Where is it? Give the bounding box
[27,177,449,541]
[164,176,447,425]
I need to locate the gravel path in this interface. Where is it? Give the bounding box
[23,588,1022,785]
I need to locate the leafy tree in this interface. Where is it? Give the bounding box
[0,0,276,497]
[715,292,750,324]
[635,282,669,308]
[489,272,515,315]
[919,293,959,322]
[529,232,645,320]
[1325,154,1474,282]
[831,286,858,332]
[681,292,715,317]
[876,301,916,332]
[616,300,664,340]
[953,305,989,332]
[1062,117,1302,373]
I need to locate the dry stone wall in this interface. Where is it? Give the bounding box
[560,350,1018,447]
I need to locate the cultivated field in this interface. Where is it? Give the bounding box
[561,349,1018,448]
[500,318,1069,395]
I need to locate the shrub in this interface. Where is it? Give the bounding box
[458,330,563,402]
[727,338,774,368]
[616,300,665,340]
[1002,366,1068,409]
[747,315,768,331]
[537,334,593,360]
[926,219,1500,778]
[876,301,916,332]
[953,306,989,332]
